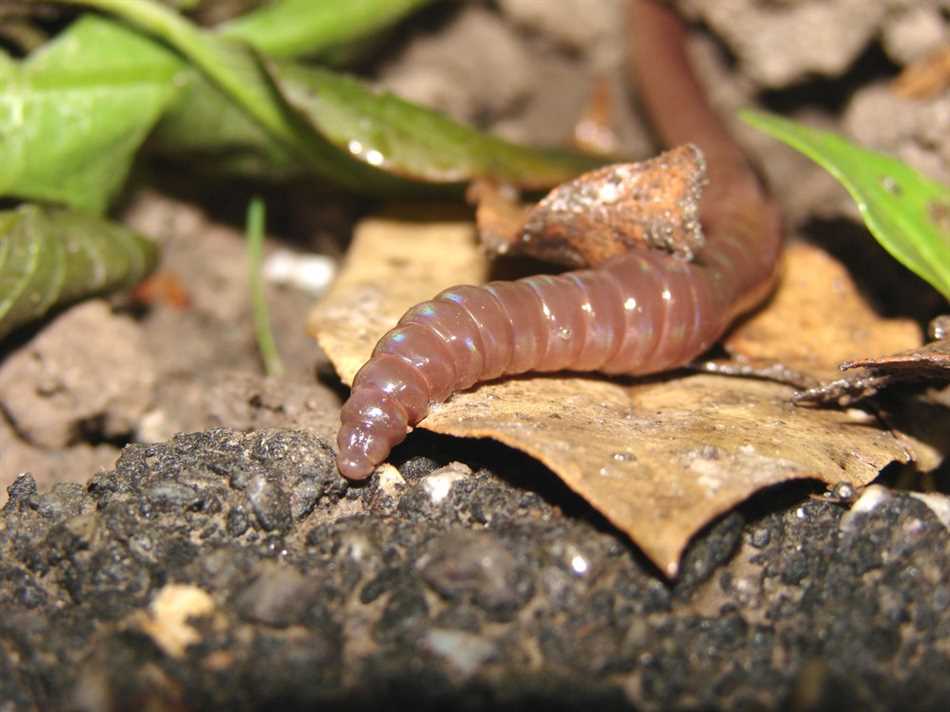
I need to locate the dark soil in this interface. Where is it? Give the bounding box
[2,430,948,709]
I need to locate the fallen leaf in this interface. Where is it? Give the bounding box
[725,242,948,472]
[310,216,910,575]
[724,241,923,378]
[427,374,906,575]
[472,145,707,267]
[843,337,950,374]
[788,335,950,472]
[792,336,950,406]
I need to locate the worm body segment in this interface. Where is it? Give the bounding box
[336,0,783,479]
[337,218,779,479]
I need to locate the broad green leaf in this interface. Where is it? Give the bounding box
[740,110,950,302]
[56,0,601,190]
[0,204,159,340]
[274,62,603,189]
[0,16,181,213]
[56,0,391,190]
[217,0,435,59]
[150,70,306,181]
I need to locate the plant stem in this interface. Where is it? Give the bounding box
[246,197,284,378]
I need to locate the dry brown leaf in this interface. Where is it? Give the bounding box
[844,337,950,373]
[725,244,948,473]
[792,337,950,406]
[725,242,923,378]
[310,217,909,575]
[472,145,707,267]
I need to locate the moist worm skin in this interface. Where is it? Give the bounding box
[336,0,783,479]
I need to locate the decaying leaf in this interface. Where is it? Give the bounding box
[724,241,923,379]
[723,240,950,452]
[843,335,949,377]
[794,336,950,406]
[472,145,706,267]
[310,216,910,575]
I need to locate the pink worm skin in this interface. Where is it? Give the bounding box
[336,0,783,480]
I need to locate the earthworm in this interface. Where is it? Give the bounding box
[336,0,783,479]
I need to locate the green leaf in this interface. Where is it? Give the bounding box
[217,0,435,59]
[273,62,603,189]
[0,16,181,213]
[51,0,602,190]
[150,70,306,181]
[56,0,382,189]
[740,109,950,302]
[0,204,159,341]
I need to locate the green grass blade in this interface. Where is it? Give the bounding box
[740,109,950,301]
[246,197,284,378]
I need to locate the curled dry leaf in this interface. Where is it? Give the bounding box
[843,335,949,378]
[310,217,909,576]
[473,144,706,267]
[794,336,950,406]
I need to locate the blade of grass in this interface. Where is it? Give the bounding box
[246,197,284,378]
[740,109,950,301]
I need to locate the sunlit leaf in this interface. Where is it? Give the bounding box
[0,205,159,340]
[54,0,601,190]
[740,110,950,301]
[274,62,603,188]
[0,16,180,213]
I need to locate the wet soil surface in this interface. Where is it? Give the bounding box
[1,0,949,709]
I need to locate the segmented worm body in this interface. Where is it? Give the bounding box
[336,0,783,479]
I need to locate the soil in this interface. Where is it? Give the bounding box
[1,1,948,710]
